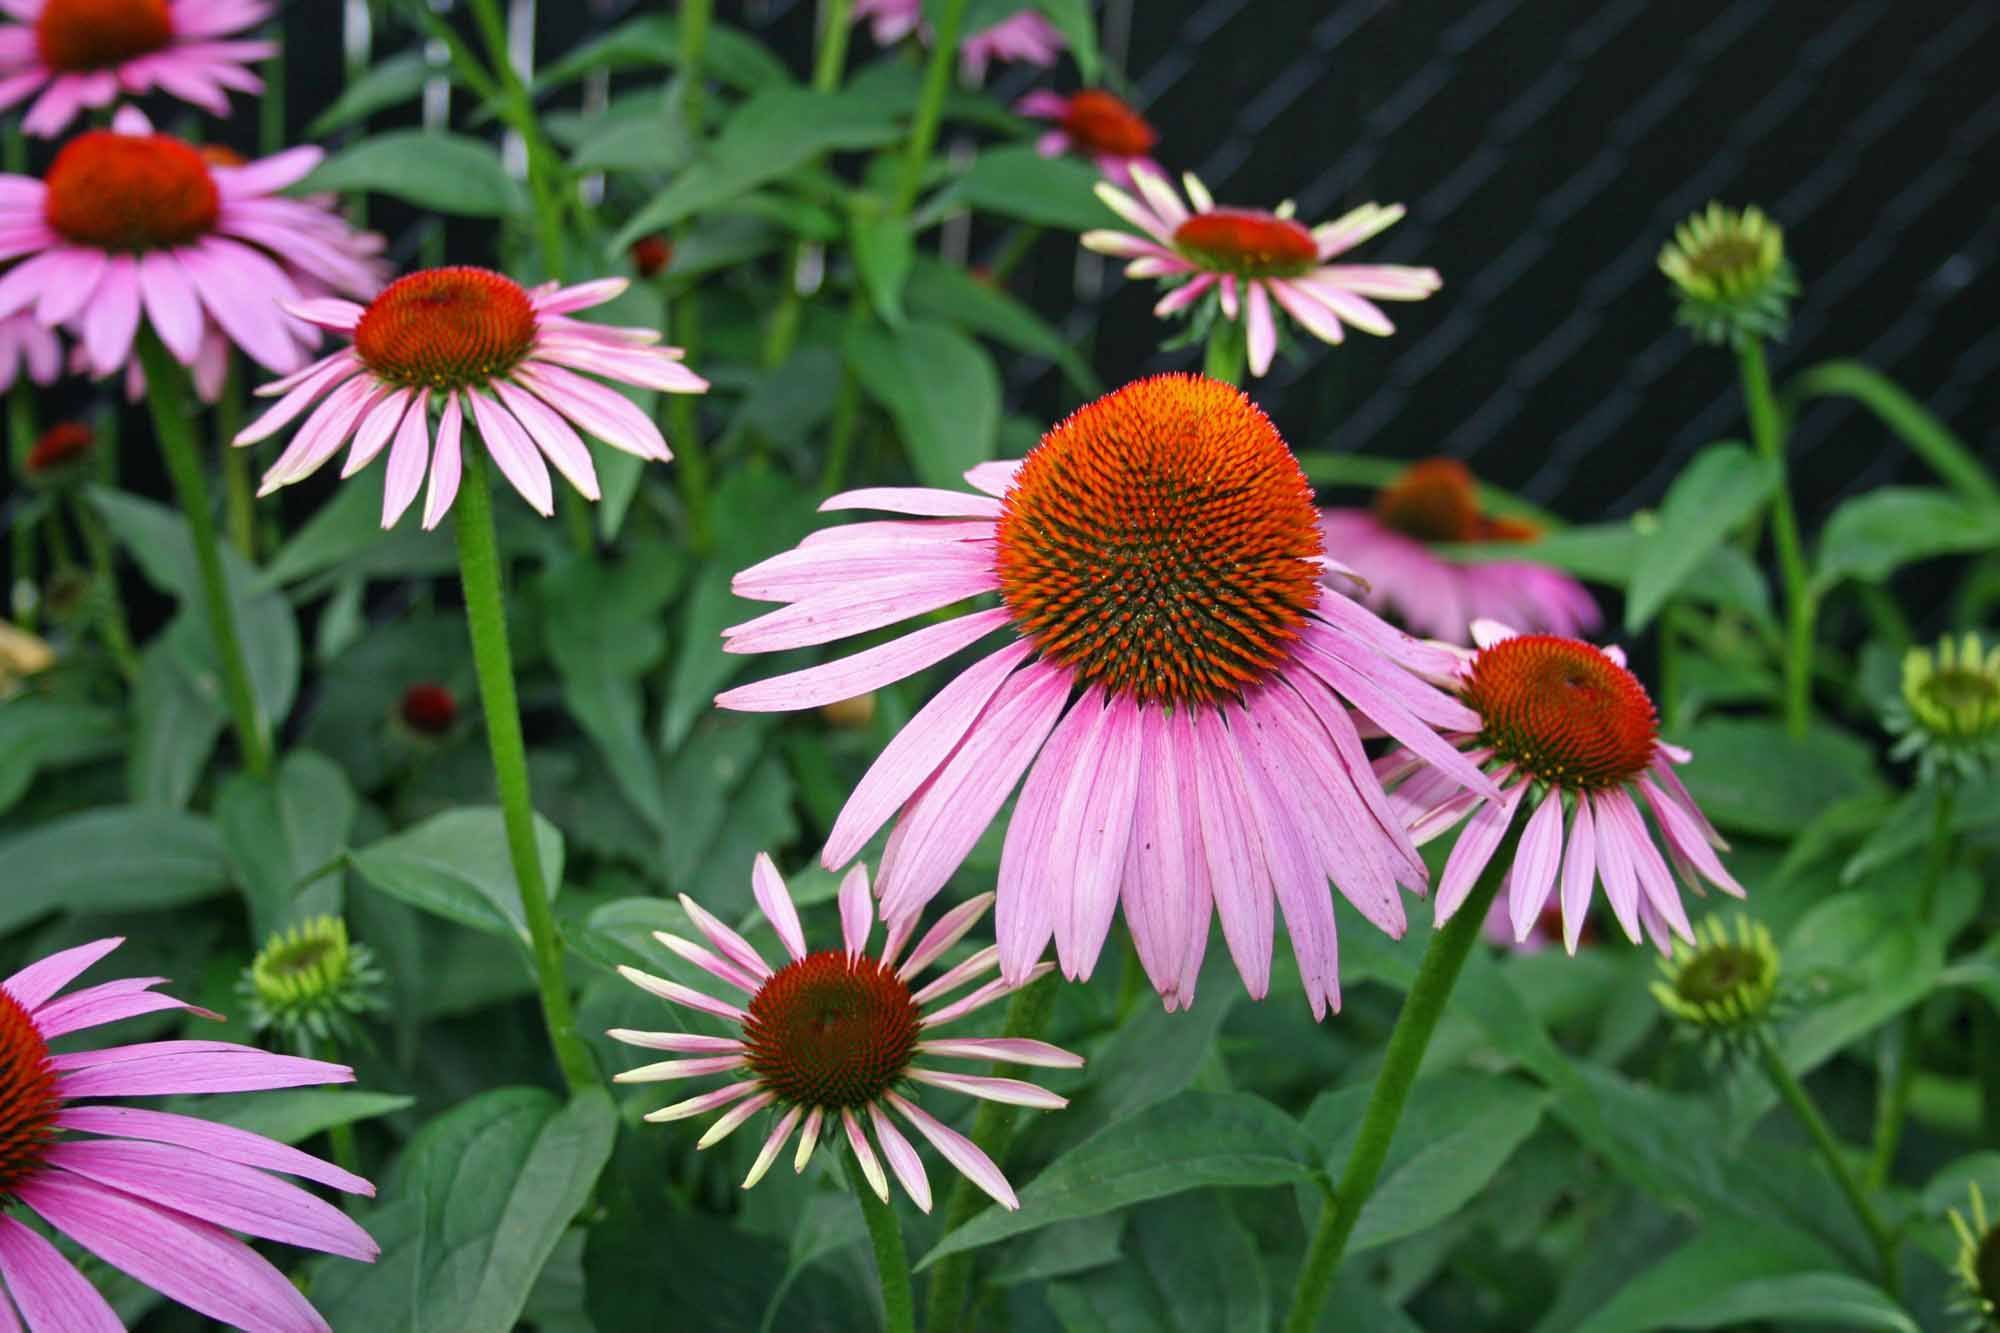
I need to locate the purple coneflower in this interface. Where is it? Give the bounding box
[0,313,59,393]
[853,0,1065,82]
[718,374,1498,1018]
[612,854,1079,1212]
[0,936,376,1330]
[1015,88,1160,189]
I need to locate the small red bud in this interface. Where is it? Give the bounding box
[630,234,672,279]
[400,683,457,735]
[24,422,92,477]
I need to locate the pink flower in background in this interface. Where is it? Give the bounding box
[613,854,1079,1212]
[0,0,276,137]
[236,267,707,529]
[1380,621,1743,954]
[853,0,1065,82]
[1083,163,1442,377]
[0,937,376,1330]
[1016,87,1160,188]
[0,312,59,391]
[1320,458,1600,644]
[718,375,1499,1019]
[0,108,383,386]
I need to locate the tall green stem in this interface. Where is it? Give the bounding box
[137,331,272,778]
[923,976,1058,1332]
[1755,1025,1900,1292]
[1204,322,1246,387]
[1866,782,1956,1189]
[1738,340,1814,738]
[68,494,139,681]
[451,445,600,1093]
[1281,822,1522,1333]
[891,0,966,217]
[762,0,854,370]
[216,358,257,560]
[845,1152,915,1333]
[466,0,567,281]
[678,0,713,131]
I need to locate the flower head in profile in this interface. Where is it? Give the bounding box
[1382,620,1743,953]
[0,0,276,136]
[1016,88,1160,189]
[239,915,386,1048]
[234,266,707,530]
[0,313,61,394]
[718,375,1498,1018]
[0,936,377,1329]
[0,108,383,385]
[853,0,1064,82]
[1650,914,1778,1038]
[1948,1183,2000,1330]
[1083,165,1440,377]
[22,420,91,483]
[1886,632,2000,783]
[1320,458,1600,643]
[1659,201,1797,349]
[613,854,1079,1212]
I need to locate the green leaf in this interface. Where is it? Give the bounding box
[1671,717,1884,836]
[614,88,904,246]
[1033,982,1236,1157]
[850,200,915,326]
[215,750,357,938]
[294,131,526,217]
[536,15,792,95]
[264,467,456,586]
[1624,442,1775,631]
[312,1088,616,1333]
[1787,360,2000,510]
[906,256,1103,397]
[1778,889,1943,1077]
[0,808,229,932]
[1045,1193,1265,1332]
[126,642,223,809]
[1812,487,2000,593]
[306,50,431,136]
[0,697,121,815]
[180,1088,414,1144]
[348,808,565,944]
[921,1092,1319,1267]
[566,99,694,173]
[1034,0,1102,82]
[938,145,1120,232]
[846,317,1000,490]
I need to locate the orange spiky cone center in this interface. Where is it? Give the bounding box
[0,988,59,1193]
[35,0,171,72]
[1171,208,1319,278]
[1060,90,1157,158]
[1464,635,1658,790]
[997,373,1323,706]
[353,267,538,391]
[741,951,921,1109]
[44,131,218,251]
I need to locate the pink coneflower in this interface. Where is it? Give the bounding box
[1320,458,1600,644]
[853,0,1065,82]
[233,266,708,530]
[612,854,1079,1211]
[718,375,1498,1018]
[1083,165,1441,378]
[0,108,382,385]
[0,312,59,392]
[0,0,275,137]
[0,936,376,1330]
[1382,620,1744,954]
[1015,88,1161,189]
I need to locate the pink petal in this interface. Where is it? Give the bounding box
[1244,281,1278,376]
[1590,790,1643,943]
[54,1042,352,1099]
[466,388,555,516]
[741,1107,802,1190]
[514,361,670,461]
[1559,795,1598,954]
[995,692,1099,982]
[678,894,773,981]
[491,378,599,501]
[420,392,464,530]
[233,352,362,445]
[1050,693,1143,981]
[605,1030,744,1055]
[1507,793,1566,942]
[1435,779,1525,923]
[843,1110,890,1202]
[821,487,1002,519]
[1232,697,1341,1018]
[0,1214,121,1333]
[722,569,1001,654]
[1119,708,1209,1003]
[81,255,141,374]
[838,864,874,956]
[1191,708,1273,1000]
[55,1105,370,1196]
[380,387,431,528]
[887,1092,1017,1210]
[642,1079,760,1124]
[751,852,809,962]
[907,1068,1065,1109]
[717,607,1010,711]
[616,966,745,1024]
[4,937,121,1012]
[867,1102,931,1212]
[30,980,202,1039]
[897,892,995,981]
[916,1037,1082,1068]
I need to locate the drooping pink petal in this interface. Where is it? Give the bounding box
[722,569,1001,654]
[53,1042,352,1099]
[718,607,1010,712]
[604,1030,743,1055]
[1191,709,1274,1001]
[868,1102,931,1212]
[887,1093,1017,1210]
[1050,693,1143,981]
[1244,281,1278,376]
[419,391,464,530]
[1435,779,1526,923]
[1599,788,1693,944]
[1590,790,1644,943]
[1507,792,1566,942]
[751,852,808,962]
[380,387,431,528]
[30,980,203,1039]
[54,1105,370,1196]
[1558,795,1598,955]
[694,1091,776,1148]
[491,378,598,501]
[741,1107,802,1190]
[641,1080,760,1124]
[1232,696,1342,1018]
[0,1213,121,1333]
[907,1068,1066,1109]
[996,691,1099,982]
[1119,707,1205,1002]
[916,1037,1083,1067]
[340,386,412,479]
[466,387,555,516]
[4,937,121,1011]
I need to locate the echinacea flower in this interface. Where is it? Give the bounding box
[1948,1183,2000,1330]
[0,313,60,393]
[239,915,385,1048]
[22,420,90,479]
[0,108,383,384]
[718,374,1499,1018]
[853,0,1065,82]
[1016,88,1160,189]
[1084,164,1441,377]
[1649,914,1778,1037]
[0,0,275,137]
[233,266,708,529]
[1658,201,1797,349]
[0,936,376,1330]
[1886,632,2000,782]
[1381,620,1743,954]
[1319,458,1600,643]
[612,854,1080,1212]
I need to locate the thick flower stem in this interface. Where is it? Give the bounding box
[1754,1026,1900,1292]
[1866,781,1956,1189]
[1281,822,1522,1333]
[1204,321,1246,386]
[678,0,714,131]
[845,1152,916,1333]
[450,446,600,1093]
[217,359,256,560]
[1737,340,1814,738]
[923,975,1058,1333]
[892,0,968,217]
[137,330,272,779]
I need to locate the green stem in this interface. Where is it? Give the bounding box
[1281,821,1522,1333]
[986,224,1044,284]
[667,295,711,550]
[678,0,713,132]
[1204,321,1246,386]
[891,0,967,217]
[8,381,37,630]
[1866,782,1956,1189]
[450,446,600,1092]
[1755,1026,1900,1291]
[822,359,865,497]
[845,1152,915,1333]
[136,330,272,779]
[1737,340,1814,738]
[217,358,256,561]
[466,0,568,281]
[923,976,1058,1333]
[761,0,854,369]
[68,493,139,681]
